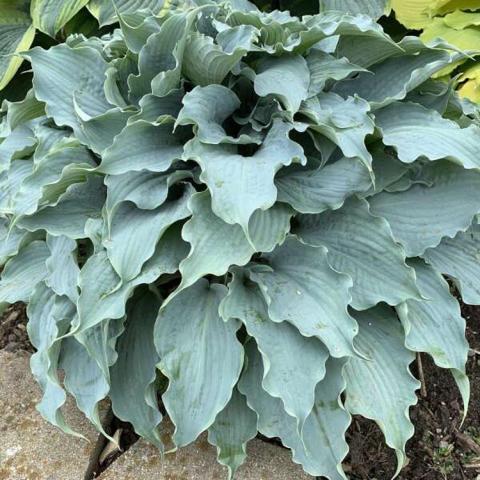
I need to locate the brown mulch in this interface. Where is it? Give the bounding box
[1,301,480,479]
[0,303,33,353]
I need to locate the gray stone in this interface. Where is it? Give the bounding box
[0,350,103,480]
[98,424,311,480]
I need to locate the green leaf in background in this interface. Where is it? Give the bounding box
[0,0,35,91]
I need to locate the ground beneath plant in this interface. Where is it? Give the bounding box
[1,302,479,479]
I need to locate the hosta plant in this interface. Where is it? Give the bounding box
[1,1,480,479]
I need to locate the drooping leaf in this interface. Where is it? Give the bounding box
[155,279,243,447]
[344,305,420,477]
[320,0,390,20]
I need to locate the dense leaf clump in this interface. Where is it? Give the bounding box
[1,1,480,478]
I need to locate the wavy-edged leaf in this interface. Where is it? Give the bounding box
[74,223,188,334]
[254,55,310,114]
[100,119,185,175]
[345,305,420,477]
[27,283,78,436]
[176,85,253,144]
[0,240,49,303]
[183,26,258,86]
[184,119,305,232]
[369,161,480,257]
[155,279,243,447]
[0,0,35,91]
[207,388,257,480]
[110,289,164,449]
[88,0,166,26]
[45,234,79,303]
[391,0,450,29]
[295,196,421,310]
[333,39,459,109]
[221,267,329,431]
[105,184,192,282]
[28,44,111,133]
[302,92,375,170]
[376,102,480,170]
[249,236,356,357]
[320,0,390,19]
[30,0,89,37]
[422,224,480,305]
[239,340,350,480]
[177,191,255,292]
[276,156,371,214]
[397,259,469,411]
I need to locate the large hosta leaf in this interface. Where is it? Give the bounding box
[87,0,166,26]
[239,340,350,479]
[110,289,164,449]
[345,305,420,476]
[275,156,371,214]
[0,0,35,91]
[397,259,469,411]
[0,240,49,303]
[28,44,111,133]
[221,268,329,430]
[207,388,257,480]
[422,224,480,305]
[184,119,305,232]
[249,236,357,357]
[155,280,243,447]
[369,161,480,256]
[301,92,375,170]
[30,0,90,37]
[295,196,421,310]
[376,102,480,169]
[320,0,390,19]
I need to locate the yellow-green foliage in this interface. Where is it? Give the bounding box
[392,0,480,102]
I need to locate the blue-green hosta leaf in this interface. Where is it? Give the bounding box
[397,259,469,412]
[0,220,38,266]
[345,305,420,477]
[0,0,35,91]
[239,340,350,480]
[276,156,372,214]
[27,283,78,436]
[0,159,33,215]
[28,44,111,134]
[375,102,480,169]
[369,161,480,257]
[129,11,193,100]
[45,234,79,303]
[301,92,375,170]
[87,0,166,26]
[249,237,357,357]
[221,268,329,431]
[100,119,185,175]
[208,388,257,480]
[176,85,255,144]
[105,168,192,224]
[0,125,36,173]
[30,0,90,37]
[74,224,188,335]
[115,11,161,55]
[177,191,255,293]
[105,184,193,282]
[295,196,421,310]
[184,119,305,232]
[3,89,45,134]
[333,39,460,109]
[131,89,184,123]
[306,49,367,97]
[0,240,49,304]
[155,280,243,447]
[12,142,96,217]
[60,335,112,439]
[320,0,390,19]
[17,175,106,239]
[110,289,163,449]
[254,55,310,114]
[182,26,258,86]
[422,224,480,305]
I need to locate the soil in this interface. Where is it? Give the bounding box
[1,302,479,479]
